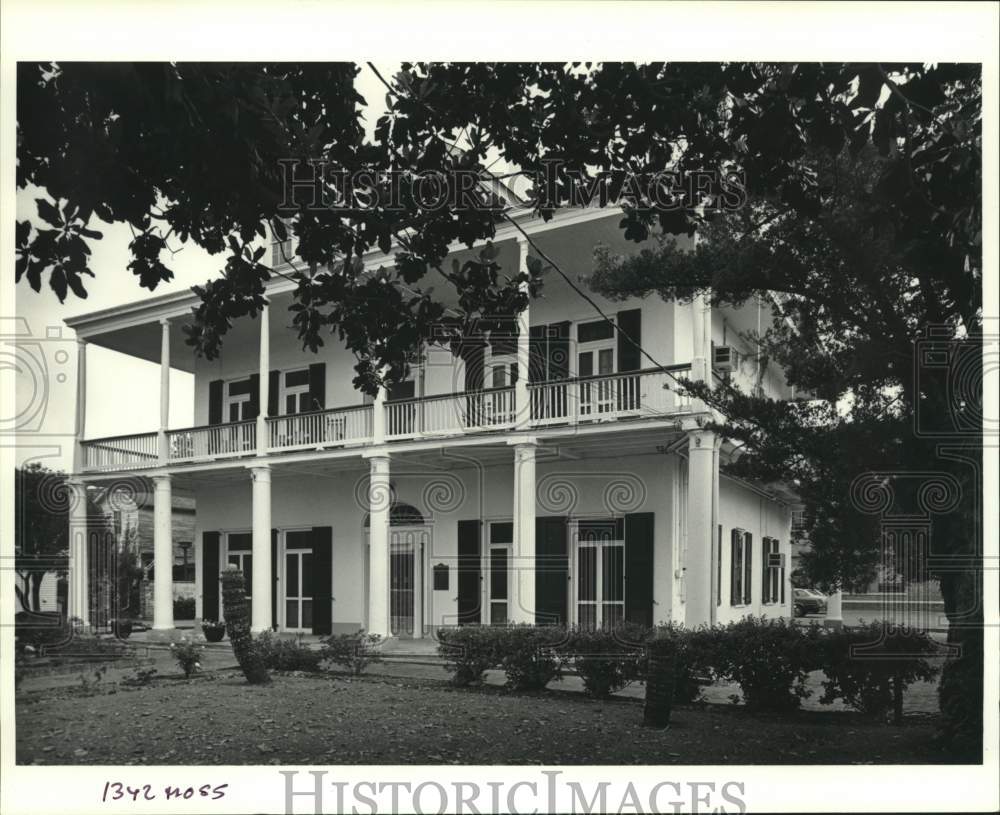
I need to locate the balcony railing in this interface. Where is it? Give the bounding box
[267,405,373,451]
[81,432,159,471]
[79,366,692,472]
[167,420,257,463]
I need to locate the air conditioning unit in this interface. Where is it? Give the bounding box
[713,345,741,373]
[767,552,786,569]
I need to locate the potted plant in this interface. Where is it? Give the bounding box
[202,619,226,643]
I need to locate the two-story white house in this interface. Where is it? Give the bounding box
[62,206,794,639]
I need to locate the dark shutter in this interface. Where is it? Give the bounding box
[744,532,753,605]
[208,380,224,425]
[617,309,642,372]
[730,529,741,606]
[762,537,771,604]
[717,524,723,607]
[528,324,547,383]
[270,529,278,630]
[625,512,655,626]
[308,363,326,412]
[463,341,486,391]
[311,526,333,635]
[248,373,261,419]
[457,520,481,624]
[387,380,416,401]
[268,370,280,416]
[535,517,568,625]
[202,531,220,621]
[780,540,786,604]
[548,321,571,380]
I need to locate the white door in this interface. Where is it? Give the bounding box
[283,530,313,632]
[578,346,616,417]
[573,523,625,629]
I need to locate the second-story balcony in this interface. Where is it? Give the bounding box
[79,366,692,473]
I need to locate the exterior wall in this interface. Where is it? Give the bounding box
[193,451,679,632]
[715,475,793,624]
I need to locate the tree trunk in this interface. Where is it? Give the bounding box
[937,567,983,761]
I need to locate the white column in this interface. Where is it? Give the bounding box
[709,435,722,624]
[825,590,844,629]
[366,454,391,637]
[66,479,89,625]
[371,381,386,444]
[685,428,716,628]
[515,237,531,429]
[152,474,174,630]
[510,439,537,623]
[73,339,87,473]
[158,320,170,462]
[257,304,270,454]
[250,465,272,632]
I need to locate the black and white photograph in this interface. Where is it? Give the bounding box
[1,2,997,813]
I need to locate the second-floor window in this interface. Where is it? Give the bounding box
[282,369,311,415]
[226,378,254,422]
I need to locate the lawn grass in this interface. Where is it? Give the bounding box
[16,671,951,765]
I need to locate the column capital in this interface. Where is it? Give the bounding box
[76,336,88,347]
[362,447,391,461]
[160,317,171,328]
[505,434,538,449]
[686,427,716,450]
[151,473,172,486]
[248,464,271,483]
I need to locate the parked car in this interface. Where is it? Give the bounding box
[793,588,827,617]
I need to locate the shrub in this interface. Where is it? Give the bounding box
[436,626,501,686]
[562,624,649,699]
[496,625,565,691]
[257,632,324,672]
[220,567,270,685]
[710,616,822,711]
[320,630,382,675]
[173,597,196,620]
[649,623,720,703]
[819,622,941,721]
[171,638,203,678]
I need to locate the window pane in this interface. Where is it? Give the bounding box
[492,365,506,389]
[490,522,513,545]
[578,546,596,601]
[603,545,624,602]
[285,599,298,629]
[578,320,614,343]
[286,553,299,598]
[286,394,295,415]
[490,602,507,625]
[243,555,252,597]
[302,553,314,596]
[602,603,624,629]
[598,348,614,375]
[490,548,508,600]
[228,554,240,567]
[578,352,593,377]
[301,599,313,629]
[229,403,239,422]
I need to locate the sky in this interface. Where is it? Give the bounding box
[9,64,392,472]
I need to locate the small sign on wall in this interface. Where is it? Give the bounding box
[433,563,449,591]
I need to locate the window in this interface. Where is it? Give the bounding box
[282,368,311,415]
[762,537,785,605]
[730,529,753,606]
[226,378,254,422]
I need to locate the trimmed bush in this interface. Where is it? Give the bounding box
[649,623,720,704]
[710,616,822,711]
[496,625,565,691]
[819,622,941,721]
[173,597,196,620]
[220,567,270,685]
[320,630,382,675]
[256,631,324,672]
[437,626,500,686]
[562,624,649,699]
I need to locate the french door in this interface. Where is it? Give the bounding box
[573,523,625,629]
[488,543,510,624]
[283,530,313,632]
[226,532,253,601]
[578,346,616,417]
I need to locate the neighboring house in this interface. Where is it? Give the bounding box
[90,489,197,619]
[62,206,795,637]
